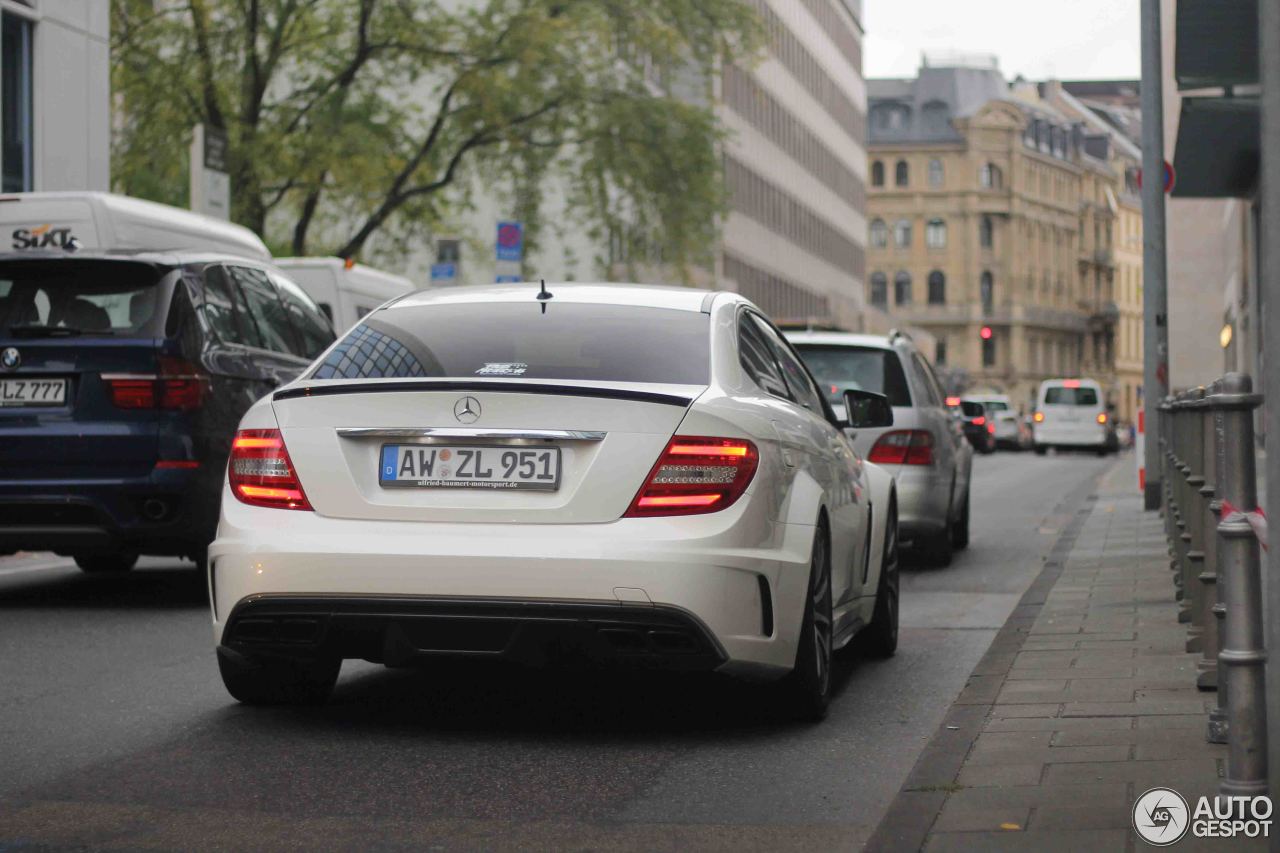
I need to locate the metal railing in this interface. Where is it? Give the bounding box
[1159,373,1268,797]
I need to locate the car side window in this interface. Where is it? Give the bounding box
[910,352,943,407]
[751,315,826,414]
[200,265,250,346]
[738,314,789,398]
[230,266,298,356]
[271,272,336,359]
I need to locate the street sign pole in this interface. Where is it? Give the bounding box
[1139,0,1170,511]
[189,123,230,220]
[1257,0,1280,815]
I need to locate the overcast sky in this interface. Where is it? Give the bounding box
[863,1,1141,81]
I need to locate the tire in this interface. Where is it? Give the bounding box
[860,499,899,658]
[1034,445,1047,456]
[952,489,971,551]
[922,497,955,567]
[217,648,341,706]
[74,550,139,574]
[779,524,833,721]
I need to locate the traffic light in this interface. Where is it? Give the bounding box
[980,326,993,340]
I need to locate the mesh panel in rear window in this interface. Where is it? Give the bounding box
[311,303,710,385]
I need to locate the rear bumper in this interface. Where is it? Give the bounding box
[0,469,217,557]
[220,595,728,672]
[1033,425,1107,447]
[892,466,952,540]
[209,485,814,679]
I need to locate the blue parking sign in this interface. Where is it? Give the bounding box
[496,221,523,262]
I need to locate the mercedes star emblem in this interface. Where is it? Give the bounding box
[0,347,19,371]
[453,395,481,424]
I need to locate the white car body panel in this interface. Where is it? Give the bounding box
[209,285,893,680]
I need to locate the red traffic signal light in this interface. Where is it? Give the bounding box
[980,326,993,340]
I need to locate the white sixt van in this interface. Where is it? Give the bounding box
[273,257,416,331]
[1032,378,1115,455]
[0,192,270,260]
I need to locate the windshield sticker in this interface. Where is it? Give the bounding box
[476,362,528,376]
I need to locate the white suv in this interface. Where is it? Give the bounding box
[787,330,973,566]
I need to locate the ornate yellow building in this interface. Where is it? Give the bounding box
[866,61,1140,420]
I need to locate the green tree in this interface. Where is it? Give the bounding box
[111,0,760,275]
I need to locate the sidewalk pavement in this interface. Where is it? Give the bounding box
[868,455,1259,852]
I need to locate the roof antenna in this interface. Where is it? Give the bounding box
[536,278,553,314]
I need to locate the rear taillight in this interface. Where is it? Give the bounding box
[104,356,208,411]
[868,430,934,465]
[987,421,996,435]
[624,436,758,517]
[1096,413,1108,424]
[1033,412,1045,423]
[228,429,312,511]
[972,416,986,426]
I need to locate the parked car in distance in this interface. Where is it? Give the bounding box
[961,392,1029,450]
[0,249,335,573]
[210,284,901,719]
[958,400,997,454]
[273,257,415,332]
[0,191,271,260]
[1032,378,1117,456]
[786,329,973,566]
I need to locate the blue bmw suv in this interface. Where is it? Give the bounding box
[0,249,335,572]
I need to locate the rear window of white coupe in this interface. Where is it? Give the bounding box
[311,303,711,385]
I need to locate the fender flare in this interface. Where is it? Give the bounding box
[862,461,896,597]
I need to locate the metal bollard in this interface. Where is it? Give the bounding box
[1176,395,1199,633]
[1215,373,1267,797]
[1206,379,1229,743]
[1192,387,1220,692]
[1183,388,1208,637]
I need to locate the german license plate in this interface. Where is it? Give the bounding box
[0,377,66,406]
[379,444,561,491]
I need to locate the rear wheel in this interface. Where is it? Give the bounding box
[923,500,955,567]
[74,550,138,574]
[1034,445,1048,456]
[860,499,899,658]
[779,524,832,721]
[217,649,341,706]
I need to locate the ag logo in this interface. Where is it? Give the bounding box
[12,224,76,249]
[1134,787,1190,846]
[0,347,18,371]
[453,396,481,424]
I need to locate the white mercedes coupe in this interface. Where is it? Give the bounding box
[209,284,899,719]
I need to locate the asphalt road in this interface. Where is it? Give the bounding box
[0,450,1118,851]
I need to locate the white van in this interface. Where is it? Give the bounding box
[1032,378,1115,455]
[273,257,416,331]
[0,192,270,260]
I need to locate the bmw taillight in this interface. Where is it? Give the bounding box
[624,436,758,517]
[104,356,208,411]
[987,421,997,435]
[972,416,986,426]
[228,429,312,510]
[868,430,934,465]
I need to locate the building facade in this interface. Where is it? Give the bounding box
[866,59,1124,411]
[0,1,109,192]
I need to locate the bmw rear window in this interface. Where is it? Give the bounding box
[311,303,710,385]
[0,259,168,338]
[1044,387,1099,406]
[791,344,913,407]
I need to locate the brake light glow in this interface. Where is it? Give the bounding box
[1034,412,1045,423]
[1063,379,1081,388]
[228,428,312,510]
[624,436,758,517]
[987,421,996,434]
[103,356,208,411]
[945,396,961,407]
[1097,413,1108,424]
[868,430,934,465]
[973,416,986,426]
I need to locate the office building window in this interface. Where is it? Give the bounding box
[894,271,912,305]
[894,219,912,248]
[869,271,887,307]
[927,270,946,305]
[895,160,909,186]
[871,160,884,187]
[1,12,32,193]
[869,218,888,248]
[979,215,994,249]
[926,218,947,249]
[980,271,994,315]
[935,337,947,365]
[928,158,944,186]
[979,162,1003,189]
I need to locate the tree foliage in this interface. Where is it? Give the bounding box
[111,0,760,274]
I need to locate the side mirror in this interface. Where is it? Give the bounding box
[843,389,894,429]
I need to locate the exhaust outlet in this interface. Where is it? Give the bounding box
[142,498,169,521]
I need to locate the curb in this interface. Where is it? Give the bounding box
[863,470,1105,852]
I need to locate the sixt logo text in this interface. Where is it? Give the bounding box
[12,224,75,249]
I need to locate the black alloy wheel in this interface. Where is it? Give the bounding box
[781,524,833,721]
[861,499,899,658]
